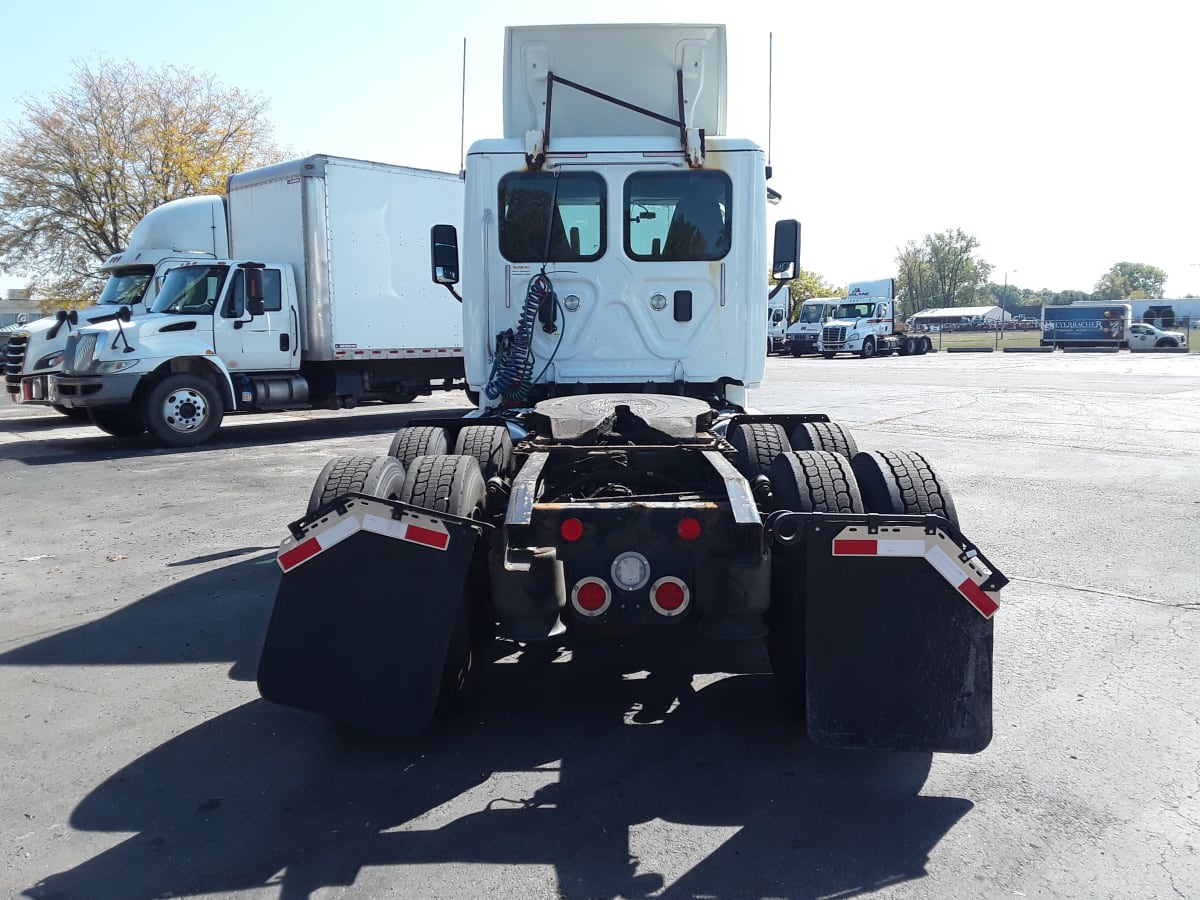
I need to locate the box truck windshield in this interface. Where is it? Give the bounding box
[97,267,155,306]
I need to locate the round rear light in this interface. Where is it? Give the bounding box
[560,517,584,542]
[677,517,702,541]
[571,578,611,616]
[610,551,651,591]
[650,577,690,616]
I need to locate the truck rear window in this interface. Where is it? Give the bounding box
[625,171,732,262]
[498,172,605,263]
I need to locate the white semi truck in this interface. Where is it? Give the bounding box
[785,296,839,356]
[4,195,228,412]
[256,25,1004,752]
[50,155,466,445]
[817,278,932,358]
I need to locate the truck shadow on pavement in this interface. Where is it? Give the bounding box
[0,404,470,466]
[0,552,278,675]
[17,605,970,899]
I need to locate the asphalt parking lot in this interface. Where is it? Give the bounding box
[2,351,1198,900]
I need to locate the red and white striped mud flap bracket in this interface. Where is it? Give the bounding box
[777,514,1007,754]
[831,524,1000,618]
[257,494,488,739]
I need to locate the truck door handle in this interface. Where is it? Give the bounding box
[280,334,290,351]
[674,290,693,322]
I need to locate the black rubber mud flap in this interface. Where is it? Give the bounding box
[257,494,481,738]
[797,515,1005,753]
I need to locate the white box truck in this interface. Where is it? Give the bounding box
[254,25,1006,754]
[4,195,228,412]
[784,296,839,356]
[50,155,465,445]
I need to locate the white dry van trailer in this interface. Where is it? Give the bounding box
[50,156,466,445]
[255,25,1005,752]
[4,196,228,412]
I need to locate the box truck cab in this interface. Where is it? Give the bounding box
[1040,303,1186,349]
[767,292,789,354]
[785,297,838,356]
[3,196,227,410]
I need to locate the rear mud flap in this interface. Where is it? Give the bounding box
[257,494,482,738]
[774,513,1005,753]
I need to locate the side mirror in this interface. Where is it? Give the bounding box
[772,220,801,282]
[431,224,460,285]
[117,306,132,323]
[243,264,265,316]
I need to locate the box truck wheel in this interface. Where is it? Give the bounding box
[387,425,449,470]
[789,422,859,460]
[859,337,876,359]
[143,374,223,446]
[88,407,147,438]
[306,455,406,515]
[766,450,865,710]
[399,454,491,711]
[850,450,958,527]
[729,422,791,480]
[453,425,513,479]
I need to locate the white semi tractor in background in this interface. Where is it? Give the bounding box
[3,195,229,412]
[785,296,839,356]
[817,278,932,358]
[51,155,466,445]
[255,24,1005,754]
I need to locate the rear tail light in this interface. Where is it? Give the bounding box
[677,517,702,541]
[650,577,690,616]
[571,577,611,616]
[560,517,584,542]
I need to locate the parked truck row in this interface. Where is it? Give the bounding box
[40,156,467,445]
[252,24,1004,753]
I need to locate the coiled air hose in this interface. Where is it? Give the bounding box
[485,271,555,402]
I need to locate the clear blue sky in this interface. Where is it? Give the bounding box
[2,0,1197,298]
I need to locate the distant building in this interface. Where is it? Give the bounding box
[908,305,1012,329]
[0,288,44,328]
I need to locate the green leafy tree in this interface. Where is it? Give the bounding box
[1094,262,1167,301]
[895,229,992,313]
[0,59,288,307]
[774,269,845,320]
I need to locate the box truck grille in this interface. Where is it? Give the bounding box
[4,332,29,394]
[822,326,847,345]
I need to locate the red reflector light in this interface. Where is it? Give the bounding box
[576,580,608,612]
[654,581,686,611]
[649,576,690,616]
[677,517,702,541]
[560,517,584,542]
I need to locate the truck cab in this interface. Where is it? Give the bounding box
[785,297,838,356]
[4,195,228,409]
[1128,321,1187,349]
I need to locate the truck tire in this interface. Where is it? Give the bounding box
[453,424,513,479]
[898,337,914,356]
[88,407,147,438]
[859,337,876,359]
[387,425,449,470]
[916,336,932,355]
[142,373,223,447]
[399,454,491,711]
[306,455,406,515]
[789,421,859,460]
[790,345,805,357]
[729,422,791,480]
[1156,338,1178,348]
[850,449,958,527]
[769,450,865,515]
[766,450,865,710]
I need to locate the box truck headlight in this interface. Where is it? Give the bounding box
[33,351,66,370]
[96,359,140,374]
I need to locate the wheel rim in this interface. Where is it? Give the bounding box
[161,388,210,434]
